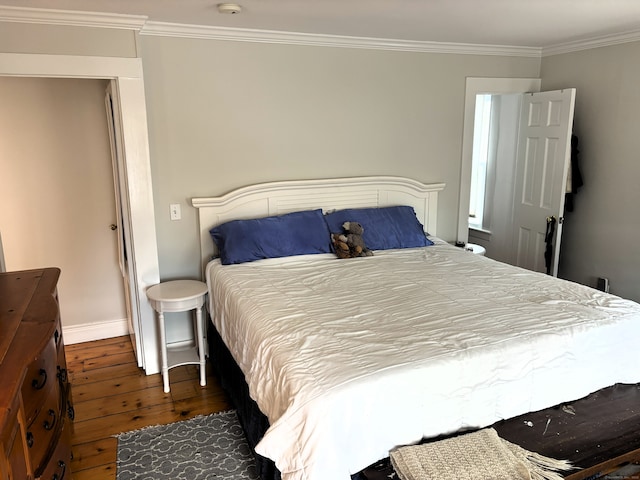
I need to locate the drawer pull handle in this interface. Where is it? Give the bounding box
[26,431,34,448]
[52,460,66,480]
[32,368,48,390]
[57,366,68,383]
[43,409,57,431]
[54,329,60,346]
[67,404,75,421]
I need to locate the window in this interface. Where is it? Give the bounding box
[469,94,494,229]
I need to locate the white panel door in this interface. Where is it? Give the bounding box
[512,89,576,276]
[105,82,144,367]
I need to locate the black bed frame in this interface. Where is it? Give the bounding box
[208,322,640,480]
[208,323,283,480]
[208,321,371,480]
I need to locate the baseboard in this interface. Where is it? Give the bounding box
[63,318,129,345]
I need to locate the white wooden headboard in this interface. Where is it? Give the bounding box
[191,176,446,271]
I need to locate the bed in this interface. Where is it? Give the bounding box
[191,176,640,480]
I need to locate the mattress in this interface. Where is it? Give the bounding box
[206,240,640,480]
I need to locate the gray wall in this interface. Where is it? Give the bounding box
[0,22,137,56]
[8,20,638,306]
[541,41,640,302]
[138,34,540,278]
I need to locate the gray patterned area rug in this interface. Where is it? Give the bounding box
[116,410,259,480]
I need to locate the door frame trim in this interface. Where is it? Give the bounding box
[0,53,161,374]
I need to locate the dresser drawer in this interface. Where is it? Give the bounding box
[1,269,72,480]
[1,399,30,480]
[36,424,71,480]
[21,337,58,426]
[25,383,61,475]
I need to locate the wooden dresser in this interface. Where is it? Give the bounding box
[0,268,74,480]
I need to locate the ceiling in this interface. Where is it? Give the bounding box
[2,0,640,48]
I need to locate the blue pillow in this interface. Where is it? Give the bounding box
[324,206,433,250]
[210,209,332,265]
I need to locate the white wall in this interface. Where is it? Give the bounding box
[0,76,128,330]
[541,42,640,303]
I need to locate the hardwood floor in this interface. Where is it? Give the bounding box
[66,335,232,480]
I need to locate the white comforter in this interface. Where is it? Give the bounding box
[206,241,640,480]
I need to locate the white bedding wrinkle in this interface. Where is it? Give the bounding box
[206,242,640,480]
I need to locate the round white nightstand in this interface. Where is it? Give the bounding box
[463,243,486,256]
[146,280,208,393]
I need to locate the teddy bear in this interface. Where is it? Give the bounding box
[331,221,373,258]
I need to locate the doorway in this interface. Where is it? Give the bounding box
[466,89,576,276]
[0,53,161,375]
[0,76,127,336]
[458,77,542,246]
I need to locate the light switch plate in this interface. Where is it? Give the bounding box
[170,203,181,221]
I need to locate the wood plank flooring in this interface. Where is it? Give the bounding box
[66,335,232,480]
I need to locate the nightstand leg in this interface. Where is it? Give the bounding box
[195,306,206,387]
[158,311,170,393]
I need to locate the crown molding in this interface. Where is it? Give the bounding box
[543,29,640,56]
[0,5,147,30]
[4,5,639,57]
[1,5,538,56]
[140,21,542,57]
